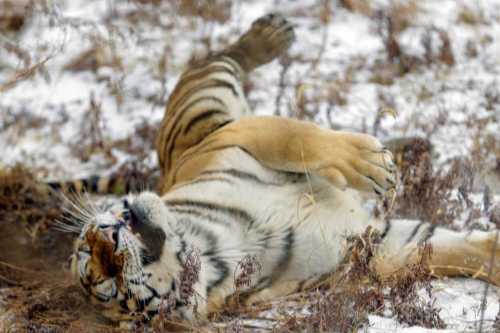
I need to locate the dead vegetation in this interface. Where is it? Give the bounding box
[457,5,489,26]
[0,1,29,35]
[390,139,462,226]
[246,228,444,332]
[2,0,500,332]
[1,132,498,330]
[0,167,450,332]
[0,165,62,234]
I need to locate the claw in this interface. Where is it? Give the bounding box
[381,149,395,170]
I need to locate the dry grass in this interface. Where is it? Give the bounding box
[243,228,444,332]
[457,6,489,26]
[0,180,445,333]
[1,0,500,332]
[0,165,62,234]
[0,1,30,35]
[338,0,372,16]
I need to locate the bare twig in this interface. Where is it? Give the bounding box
[479,229,499,332]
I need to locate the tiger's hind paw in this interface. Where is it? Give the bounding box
[224,13,295,72]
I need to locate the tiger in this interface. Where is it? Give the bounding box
[67,13,500,328]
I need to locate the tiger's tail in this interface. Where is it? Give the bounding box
[43,171,160,196]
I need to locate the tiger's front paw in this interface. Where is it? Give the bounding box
[316,131,396,195]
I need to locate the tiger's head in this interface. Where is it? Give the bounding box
[67,192,183,323]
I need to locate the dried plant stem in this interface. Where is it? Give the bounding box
[479,229,499,332]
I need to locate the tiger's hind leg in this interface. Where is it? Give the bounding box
[373,220,500,285]
[155,14,295,189]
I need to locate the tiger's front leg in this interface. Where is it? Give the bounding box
[173,116,396,195]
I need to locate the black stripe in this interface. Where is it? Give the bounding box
[168,78,236,128]
[176,240,187,263]
[172,145,256,184]
[218,56,240,73]
[169,208,231,226]
[198,168,282,186]
[79,277,91,291]
[206,255,229,294]
[47,182,61,190]
[266,228,294,286]
[406,221,425,244]
[178,64,238,90]
[90,175,99,193]
[166,96,226,134]
[130,283,162,313]
[92,286,118,303]
[166,127,185,172]
[134,294,155,312]
[209,119,233,133]
[184,109,227,134]
[166,199,254,226]
[127,273,152,285]
[424,225,437,241]
[125,176,131,194]
[178,221,218,250]
[162,96,227,170]
[147,310,159,320]
[381,220,392,239]
[157,96,224,161]
[181,62,238,81]
[174,177,233,190]
[68,182,76,193]
[120,299,129,310]
[161,66,236,142]
[94,279,106,285]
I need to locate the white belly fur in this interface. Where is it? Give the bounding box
[163,149,384,283]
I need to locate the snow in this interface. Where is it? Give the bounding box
[1,0,500,331]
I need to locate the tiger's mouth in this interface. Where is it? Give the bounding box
[99,216,141,247]
[97,205,167,265]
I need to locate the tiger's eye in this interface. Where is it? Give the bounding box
[122,211,130,221]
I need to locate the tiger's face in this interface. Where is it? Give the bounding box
[68,192,176,321]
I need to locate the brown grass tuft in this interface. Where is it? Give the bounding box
[338,0,372,16]
[0,1,29,35]
[166,0,233,23]
[389,240,445,329]
[457,6,489,25]
[387,139,463,227]
[0,165,62,234]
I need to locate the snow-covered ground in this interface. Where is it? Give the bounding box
[1,0,500,331]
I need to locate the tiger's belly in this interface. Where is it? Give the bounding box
[162,149,383,297]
